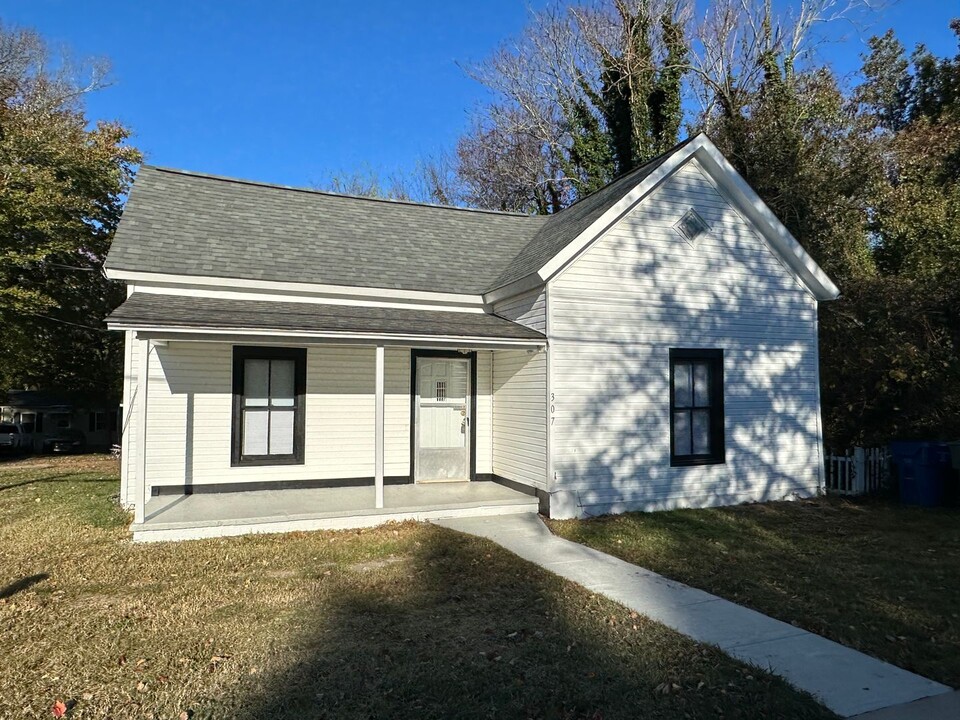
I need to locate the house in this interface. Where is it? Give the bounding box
[0,390,118,453]
[105,134,839,542]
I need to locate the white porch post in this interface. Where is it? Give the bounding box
[374,344,385,509]
[135,337,151,524]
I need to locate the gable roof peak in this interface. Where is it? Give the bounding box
[508,132,839,302]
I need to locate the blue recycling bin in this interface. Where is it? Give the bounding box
[888,441,953,507]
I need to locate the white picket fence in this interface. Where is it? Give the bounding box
[825,447,887,495]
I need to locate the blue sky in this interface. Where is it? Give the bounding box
[3,1,957,187]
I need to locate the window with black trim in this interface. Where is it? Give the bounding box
[232,346,306,466]
[669,349,725,466]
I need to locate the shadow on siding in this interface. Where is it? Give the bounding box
[552,170,823,515]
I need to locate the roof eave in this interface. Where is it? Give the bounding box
[108,323,547,348]
[105,268,491,308]
[482,272,546,305]
[690,140,841,301]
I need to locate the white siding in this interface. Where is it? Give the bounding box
[476,351,493,474]
[125,343,498,496]
[493,287,546,333]
[491,291,548,489]
[547,159,824,517]
[492,349,547,489]
[383,350,411,477]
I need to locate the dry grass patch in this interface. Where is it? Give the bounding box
[550,497,960,688]
[0,456,835,719]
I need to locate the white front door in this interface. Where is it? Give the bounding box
[415,357,471,482]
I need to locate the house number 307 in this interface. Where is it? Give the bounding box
[550,393,556,425]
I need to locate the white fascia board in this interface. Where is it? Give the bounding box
[131,285,487,313]
[692,139,841,301]
[104,269,487,308]
[533,133,840,302]
[482,272,546,306]
[536,135,709,283]
[109,324,547,349]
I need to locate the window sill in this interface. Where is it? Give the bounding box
[231,455,304,468]
[670,456,726,467]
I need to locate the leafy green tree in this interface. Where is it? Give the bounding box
[455,0,688,213]
[911,20,960,122]
[819,21,960,446]
[0,22,140,400]
[583,0,688,174]
[856,30,911,133]
[857,21,960,280]
[820,274,960,446]
[561,97,615,197]
[871,119,960,278]
[708,64,877,286]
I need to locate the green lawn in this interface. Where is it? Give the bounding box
[0,456,836,719]
[550,497,960,689]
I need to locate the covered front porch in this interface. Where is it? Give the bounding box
[132,481,537,542]
[110,292,549,541]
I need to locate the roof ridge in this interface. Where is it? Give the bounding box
[140,165,537,218]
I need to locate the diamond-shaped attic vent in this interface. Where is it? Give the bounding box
[675,208,709,245]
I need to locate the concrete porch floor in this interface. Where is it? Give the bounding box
[131,481,538,542]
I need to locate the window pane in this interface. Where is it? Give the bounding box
[243,409,269,455]
[692,409,711,454]
[693,362,711,407]
[244,360,270,407]
[269,410,295,454]
[673,363,692,407]
[270,360,296,407]
[673,410,691,455]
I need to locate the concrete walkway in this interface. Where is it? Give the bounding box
[435,514,952,718]
[853,690,960,719]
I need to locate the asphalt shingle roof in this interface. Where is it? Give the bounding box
[106,136,698,295]
[108,294,547,341]
[106,167,545,295]
[488,137,696,290]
